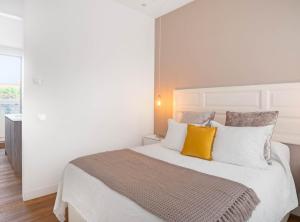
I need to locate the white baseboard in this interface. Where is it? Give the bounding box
[22,184,57,201]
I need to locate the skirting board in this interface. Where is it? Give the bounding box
[22,184,57,201]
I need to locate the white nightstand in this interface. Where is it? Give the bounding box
[142,135,162,145]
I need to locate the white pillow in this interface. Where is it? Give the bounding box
[161,119,187,151]
[211,121,273,168]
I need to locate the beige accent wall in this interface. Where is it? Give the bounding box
[155,0,300,192]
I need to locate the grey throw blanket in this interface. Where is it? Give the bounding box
[71,149,260,222]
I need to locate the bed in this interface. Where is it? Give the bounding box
[54,83,300,222]
[54,142,297,222]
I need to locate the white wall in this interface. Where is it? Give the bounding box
[23,0,154,200]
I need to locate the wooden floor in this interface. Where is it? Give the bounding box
[0,148,299,222]
[0,149,58,222]
[0,142,5,149]
[290,215,300,222]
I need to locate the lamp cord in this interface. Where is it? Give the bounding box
[158,17,162,95]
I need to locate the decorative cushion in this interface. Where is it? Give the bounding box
[225,111,279,163]
[176,111,215,125]
[211,121,272,168]
[225,111,279,127]
[181,125,217,160]
[161,119,187,152]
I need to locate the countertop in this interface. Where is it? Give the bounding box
[5,114,22,122]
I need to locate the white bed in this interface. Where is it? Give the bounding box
[54,142,298,222]
[54,83,300,222]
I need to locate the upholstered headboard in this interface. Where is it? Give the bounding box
[174,83,300,145]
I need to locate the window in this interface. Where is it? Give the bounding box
[0,53,22,141]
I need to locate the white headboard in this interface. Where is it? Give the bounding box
[174,82,300,145]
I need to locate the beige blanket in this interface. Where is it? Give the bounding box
[71,149,260,222]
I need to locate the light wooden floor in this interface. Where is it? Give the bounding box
[0,147,299,222]
[0,149,58,222]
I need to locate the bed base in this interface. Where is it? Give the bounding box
[281,213,290,222]
[68,204,86,222]
[68,203,290,222]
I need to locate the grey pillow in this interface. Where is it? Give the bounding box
[177,111,216,125]
[225,111,279,163]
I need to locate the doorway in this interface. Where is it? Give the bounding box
[0,53,22,144]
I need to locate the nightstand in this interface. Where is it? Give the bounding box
[142,135,162,145]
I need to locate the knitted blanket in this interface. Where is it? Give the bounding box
[71,149,260,222]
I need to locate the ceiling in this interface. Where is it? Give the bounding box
[114,0,194,18]
[0,0,23,17]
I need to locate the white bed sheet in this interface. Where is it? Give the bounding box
[54,143,298,222]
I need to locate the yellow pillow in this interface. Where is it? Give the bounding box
[181,125,217,160]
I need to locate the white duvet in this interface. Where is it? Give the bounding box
[54,142,298,222]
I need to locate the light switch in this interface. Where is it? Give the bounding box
[32,77,43,85]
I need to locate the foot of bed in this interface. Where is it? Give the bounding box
[67,203,291,222]
[281,213,290,222]
[68,204,86,222]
